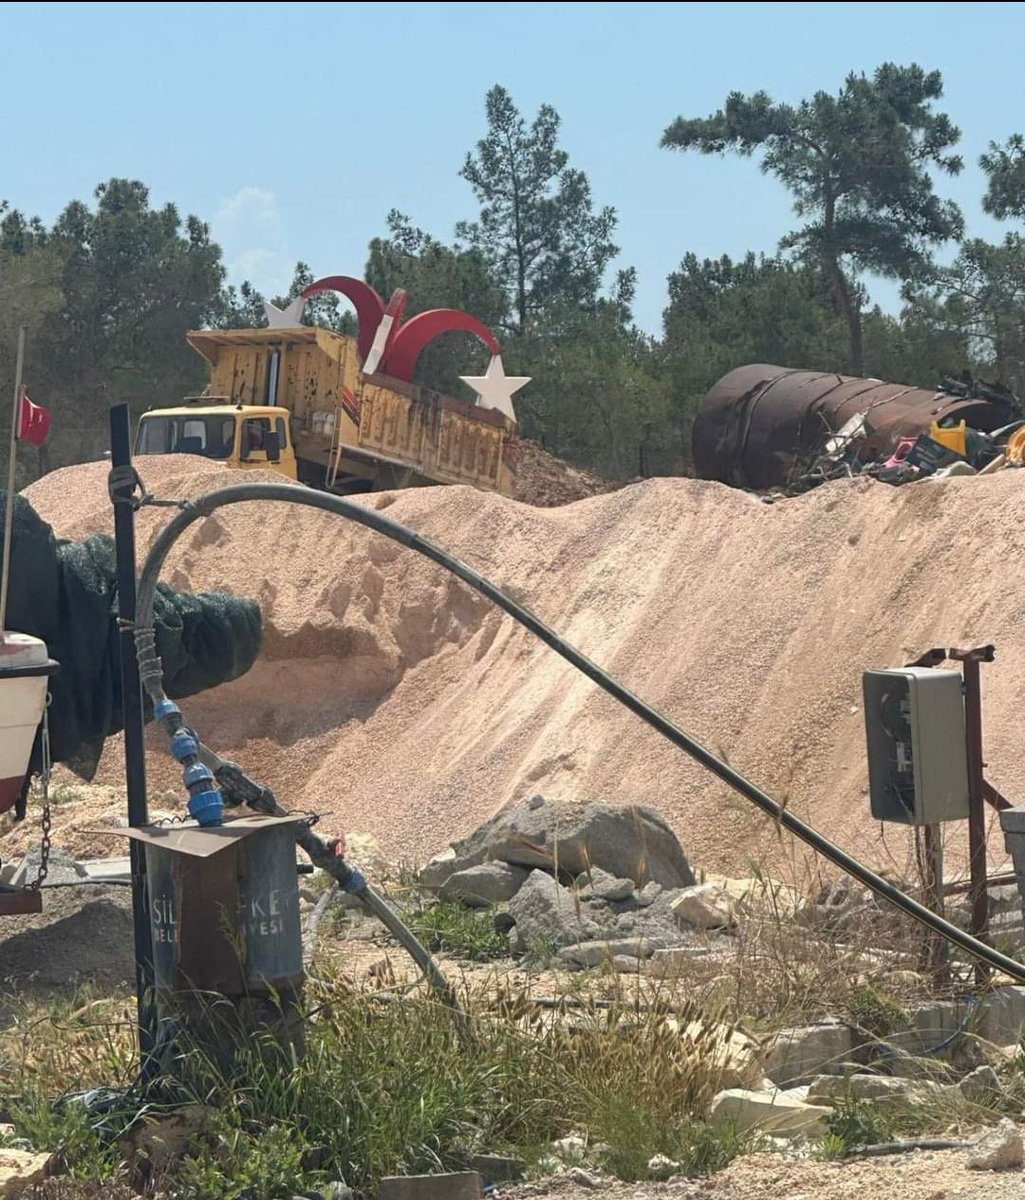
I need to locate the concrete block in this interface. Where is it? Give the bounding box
[379,1172,482,1200]
[764,1021,853,1086]
[979,987,1025,1047]
[966,1119,1024,1171]
[890,999,972,1057]
[419,849,460,891]
[465,1155,525,1184]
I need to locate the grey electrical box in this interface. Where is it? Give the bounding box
[863,667,970,825]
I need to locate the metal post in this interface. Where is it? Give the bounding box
[922,823,948,981]
[109,404,156,1055]
[962,654,990,987]
[0,328,27,639]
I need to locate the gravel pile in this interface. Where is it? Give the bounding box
[23,457,1025,876]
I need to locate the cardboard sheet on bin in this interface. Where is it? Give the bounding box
[90,814,310,858]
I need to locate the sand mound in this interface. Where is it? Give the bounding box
[514,440,618,507]
[23,456,1025,876]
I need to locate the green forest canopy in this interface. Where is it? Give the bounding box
[2,67,1023,482]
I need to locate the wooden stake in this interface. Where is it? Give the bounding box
[0,327,26,640]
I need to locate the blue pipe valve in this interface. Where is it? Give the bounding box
[170,726,224,828]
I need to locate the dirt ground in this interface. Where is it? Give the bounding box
[0,884,135,999]
[506,1150,1025,1200]
[3,875,1025,1199]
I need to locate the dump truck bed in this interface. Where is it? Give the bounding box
[186,326,516,495]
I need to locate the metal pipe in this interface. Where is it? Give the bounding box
[944,871,1017,897]
[108,404,156,1056]
[962,655,990,986]
[132,482,1025,986]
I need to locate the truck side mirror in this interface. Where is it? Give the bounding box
[264,431,281,463]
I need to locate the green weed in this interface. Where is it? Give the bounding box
[399,897,508,962]
[1,977,745,1195]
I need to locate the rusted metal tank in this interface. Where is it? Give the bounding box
[693,364,1019,490]
[135,815,306,1073]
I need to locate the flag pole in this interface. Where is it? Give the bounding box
[0,326,26,640]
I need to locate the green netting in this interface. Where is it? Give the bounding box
[3,493,262,779]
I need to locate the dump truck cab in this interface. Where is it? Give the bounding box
[135,400,299,479]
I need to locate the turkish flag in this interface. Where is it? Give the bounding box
[17,391,51,447]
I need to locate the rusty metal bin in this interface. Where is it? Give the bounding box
[124,815,306,1074]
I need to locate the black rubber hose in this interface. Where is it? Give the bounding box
[133,482,1025,985]
[844,1138,974,1158]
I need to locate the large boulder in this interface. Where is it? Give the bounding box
[448,796,694,889]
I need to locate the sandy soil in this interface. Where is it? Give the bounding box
[20,457,1025,883]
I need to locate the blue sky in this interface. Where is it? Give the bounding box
[3,1,1022,333]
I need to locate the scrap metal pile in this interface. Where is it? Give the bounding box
[693,363,1025,500]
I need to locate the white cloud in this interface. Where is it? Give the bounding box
[212,186,292,294]
[215,186,280,229]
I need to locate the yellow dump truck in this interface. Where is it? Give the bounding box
[135,324,518,496]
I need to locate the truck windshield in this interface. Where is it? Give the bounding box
[136,415,236,460]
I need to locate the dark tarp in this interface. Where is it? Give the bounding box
[3,493,261,779]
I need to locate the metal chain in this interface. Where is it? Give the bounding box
[28,694,52,891]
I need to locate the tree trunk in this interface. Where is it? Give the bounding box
[826,256,863,375]
[846,298,864,376]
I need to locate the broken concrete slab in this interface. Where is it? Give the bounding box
[612,955,643,973]
[710,1088,831,1138]
[966,1118,1024,1171]
[80,857,132,884]
[558,937,656,968]
[438,862,529,908]
[670,882,737,931]
[890,999,973,1057]
[764,1021,854,1086]
[465,1155,525,1185]
[636,881,663,908]
[577,867,636,902]
[665,1020,765,1091]
[960,1064,1001,1104]
[647,945,713,977]
[8,847,86,888]
[506,870,601,952]
[419,848,462,891]
[806,1073,919,1103]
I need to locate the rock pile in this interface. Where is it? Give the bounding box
[420,794,743,969]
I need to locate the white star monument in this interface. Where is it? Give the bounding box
[460,355,530,422]
[262,296,306,328]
